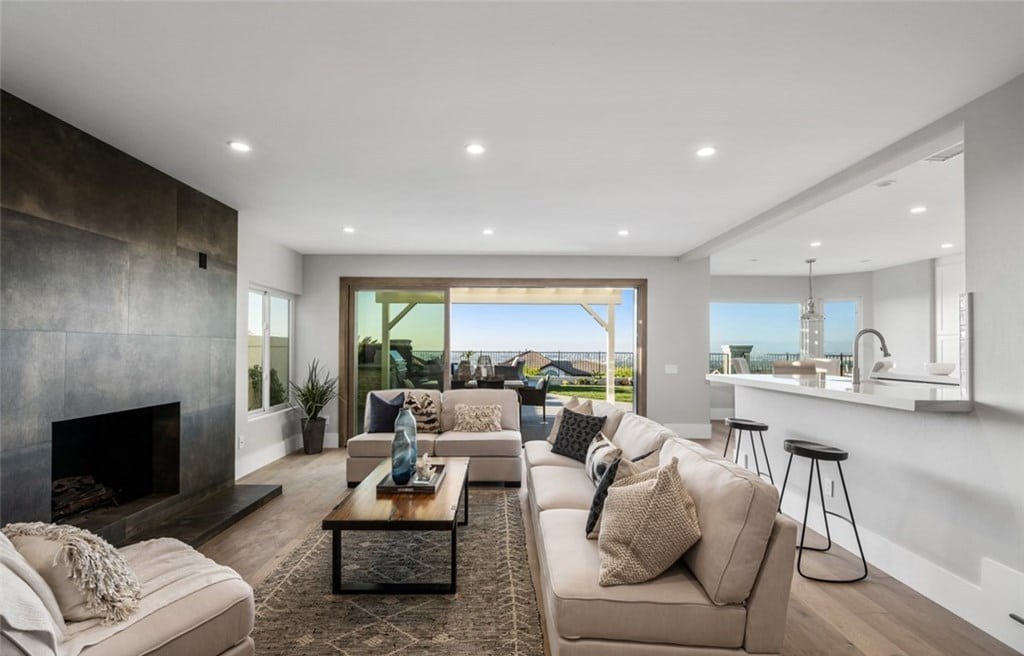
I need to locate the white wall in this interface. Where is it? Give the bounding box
[235,221,304,478]
[297,254,711,444]
[871,259,935,371]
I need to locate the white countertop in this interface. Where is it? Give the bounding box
[706,373,974,413]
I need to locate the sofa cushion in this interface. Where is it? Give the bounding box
[661,438,780,605]
[432,430,521,457]
[441,389,520,431]
[591,402,626,439]
[4,522,141,623]
[598,459,702,586]
[537,509,745,648]
[523,440,581,469]
[452,403,502,432]
[366,392,405,433]
[364,389,441,430]
[551,409,607,463]
[62,538,253,656]
[528,466,595,512]
[611,414,675,460]
[584,435,621,485]
[547,397,592,444]
[404,391,440,433]
[347,433,437,459]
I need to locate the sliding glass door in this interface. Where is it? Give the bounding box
[352,288,448,433]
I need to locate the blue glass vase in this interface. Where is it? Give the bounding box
[391,428,414,485]
[394,407,418,464]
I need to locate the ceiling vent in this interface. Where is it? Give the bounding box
[925,142,964,162]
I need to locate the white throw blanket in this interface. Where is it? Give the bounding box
[59,538,242,656]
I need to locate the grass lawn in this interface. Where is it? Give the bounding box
[550,384,634,404]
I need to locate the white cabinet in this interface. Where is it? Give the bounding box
[934,255,965,375]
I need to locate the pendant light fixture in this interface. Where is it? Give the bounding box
[800,258,825,359]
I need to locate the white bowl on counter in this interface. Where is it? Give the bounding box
[925,362,956,376]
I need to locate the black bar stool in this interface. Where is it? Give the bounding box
[722,418,774,484]
[778,439,868,583]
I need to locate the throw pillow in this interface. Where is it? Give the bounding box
[597,458,702,586]
[551,409,607,463]
[452,403,502,432]
[404,392,440,433]
[584,435,622,486]
[547,397,593,444]
[367,392,405,433]
[585,449,663,539]
[3,522,142,623]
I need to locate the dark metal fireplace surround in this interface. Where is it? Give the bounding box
[51,402,180,534]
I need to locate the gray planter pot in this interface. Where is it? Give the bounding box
[302,418,326,454]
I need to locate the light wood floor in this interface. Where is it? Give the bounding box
[201,423,1018,656]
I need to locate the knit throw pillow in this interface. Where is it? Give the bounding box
[551,408,607,463]
[584,435,622,486]
[597,458,702,586]
[404,392,440,433]
[547,397,593,444]
[452,403,502,432]
[3,522,141,623]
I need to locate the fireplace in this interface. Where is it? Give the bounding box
[51,402,180,529]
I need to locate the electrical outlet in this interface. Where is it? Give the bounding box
[238,434,246,449]
[824,478,835,497]
[322,415,329,426]
[742,453,749,468]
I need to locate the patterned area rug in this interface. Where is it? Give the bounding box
[253,489,543,655]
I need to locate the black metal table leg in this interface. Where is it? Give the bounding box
[450,524,457,593]
[460,471,469,526]
[332,529,341,594]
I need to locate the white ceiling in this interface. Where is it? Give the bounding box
[710,150,964,275]
[2,2,1022,257]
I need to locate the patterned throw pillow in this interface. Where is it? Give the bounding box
[404,392,440,433]
[3,522,142,623]
[551,409,606,463]
[586,449,660,538]
[452,403,502,432]
[367,392,405,433]
[597,458,702,586]
[547,397,593,444]
[585,435,622,486]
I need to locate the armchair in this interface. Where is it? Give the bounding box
[517,376,550,422]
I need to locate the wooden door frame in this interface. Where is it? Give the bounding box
[338,277,648,444]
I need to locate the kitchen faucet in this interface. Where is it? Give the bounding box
[852,328,891,385]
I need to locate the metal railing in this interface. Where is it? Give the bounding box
[412,350,635,374]
[709,352,854,376]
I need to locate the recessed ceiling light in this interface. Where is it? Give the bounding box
[617,229,629,236]
[860,258,872,263]
[466,143,486,155]
[809,241,822,247]
[227,140,251,153]
[342,226,355,234]
[482,228,494,236]
[876,179,896,188]
[696,146,717,158]
[941,242,954,249]
[910,206,927,214]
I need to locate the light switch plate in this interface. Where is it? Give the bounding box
[664,364,679,374]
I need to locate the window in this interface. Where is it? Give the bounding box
[248,288,291,413]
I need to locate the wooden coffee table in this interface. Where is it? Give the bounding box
[321,457,469,594]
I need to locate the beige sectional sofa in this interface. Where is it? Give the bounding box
[1,532,254,656]
[346,388,523,486]
[526,407,797,655]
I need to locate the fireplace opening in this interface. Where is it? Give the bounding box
[51,402,180,529]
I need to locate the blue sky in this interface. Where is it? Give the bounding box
[355,288,636,352]
[710,301,858,354]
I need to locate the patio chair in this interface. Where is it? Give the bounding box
[517,375,550,423]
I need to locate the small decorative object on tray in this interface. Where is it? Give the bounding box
[377,464,447,495]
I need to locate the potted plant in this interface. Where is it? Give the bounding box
[289,358,338,454]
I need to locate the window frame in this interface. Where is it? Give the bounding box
[247,286,295,417]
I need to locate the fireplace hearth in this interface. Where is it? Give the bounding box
[51,402,181,531]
